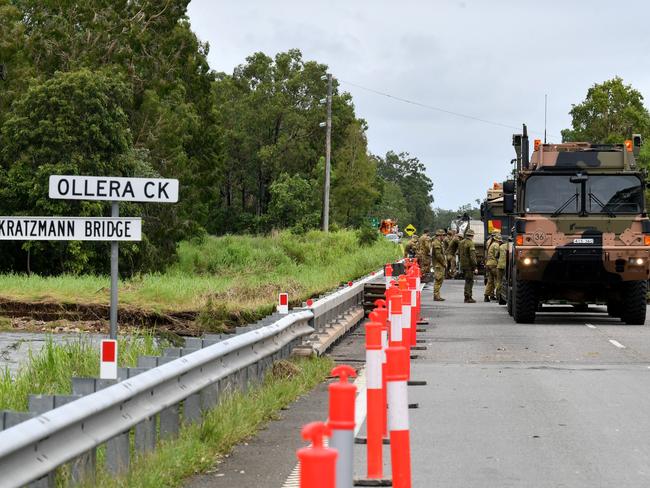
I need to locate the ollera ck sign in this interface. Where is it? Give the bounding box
[49,175,179,203]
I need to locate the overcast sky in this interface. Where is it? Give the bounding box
[187,0,650,210]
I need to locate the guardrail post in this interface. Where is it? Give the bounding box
[106,430,130,475]
[135,415,157,454]
[160,403,180,440]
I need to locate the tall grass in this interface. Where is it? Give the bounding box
[0,231,400,316]
[0,332,164,411]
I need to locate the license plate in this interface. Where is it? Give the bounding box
[573,238,594,244]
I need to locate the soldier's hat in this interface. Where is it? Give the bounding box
[465,229,475,237]
[435,229,445,236]
[491,230,500,236]
[494,233,503,242]
[447,229,454,235]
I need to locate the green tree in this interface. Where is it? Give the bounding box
[0,69,182,274]
[331,121,379,227]
[376,151,435,230]
[562,77,650,144]
[267,173,319,231]
[372,180,411,228]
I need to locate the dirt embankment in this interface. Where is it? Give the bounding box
[0,298,201,335]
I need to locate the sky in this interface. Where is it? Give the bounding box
[186,0,650,210]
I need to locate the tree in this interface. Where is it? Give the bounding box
[562,77,650,144]
[331,121,379,227]
[0,69,184,274]
[376,151,435,230]
[267,173,319,231]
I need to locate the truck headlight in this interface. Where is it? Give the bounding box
[523,257,532,266]
[629,257,645,266]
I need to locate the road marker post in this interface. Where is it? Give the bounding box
[384,263,393,289]
[297,422,337,488]
[386,346,412,488]
[278,293,289,314]
[387,291,403,348]
[328,365,357,488]
[399,277,412,353]
[408,274,419,346]
[370,303,389,437]
[100,339,118,380]
[365,321,384,479]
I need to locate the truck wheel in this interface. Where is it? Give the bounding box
[513,278,537,324]
[621,281,647,325]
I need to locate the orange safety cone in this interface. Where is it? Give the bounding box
[386,346,412,488]
[297,422,337,488]
[328,365,357,488]
[365,321,384,478]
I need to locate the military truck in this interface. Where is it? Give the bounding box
[481,182,514,242]
[502,125,649,324]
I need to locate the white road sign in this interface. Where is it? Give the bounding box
[49,175,179,203]
[0,217,142,241]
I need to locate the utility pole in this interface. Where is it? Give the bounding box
[321,73,333,232]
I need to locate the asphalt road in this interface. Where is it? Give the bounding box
[411,278,650,488]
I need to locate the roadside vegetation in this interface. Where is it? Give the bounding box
[91,357,333,488]
[0,230,400,330]
[0,332,164,411]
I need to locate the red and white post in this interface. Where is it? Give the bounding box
[328,365,357,488]
[387,292,403,348]
[384,263,393,289]
[100,339,118,380]
[365,321,384,478]
[386,346,412,488]
[278,293,289,314]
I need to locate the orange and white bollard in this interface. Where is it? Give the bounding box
[370,303,389,437]
[408,274,419,346]
[387,290,403,347]
[297,422,337,488]
[365,320,384,478]
[399,277,412,352]
[384,263,393,289]
[328,365,357,488]
[386,346,412,488]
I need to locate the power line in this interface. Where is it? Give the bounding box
[338,79,558,140]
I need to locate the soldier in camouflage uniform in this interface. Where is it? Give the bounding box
[484,233,502,302]
[432,229,447,301]
[445,229,459,278]
[459,228,478,303]
[496,237,508,304]
[417,230,432,282]
[404,234,419,258]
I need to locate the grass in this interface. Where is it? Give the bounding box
[0,332,165,411]
[91,356,333,488]
[0,230,400,328]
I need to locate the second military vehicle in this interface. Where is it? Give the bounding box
[502,125,649,324]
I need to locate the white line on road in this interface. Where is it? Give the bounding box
[585,323,596,329]
[609,339,626,349]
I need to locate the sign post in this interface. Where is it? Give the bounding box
[49,175,179,339]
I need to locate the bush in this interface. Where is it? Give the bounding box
[357,225,379,247]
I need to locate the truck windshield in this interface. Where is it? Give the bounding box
[524,174,643,214]
[587,175,643,214]
[524,176,579,213]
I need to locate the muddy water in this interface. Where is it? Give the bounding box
[0,332,105,376]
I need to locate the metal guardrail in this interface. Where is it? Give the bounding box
[0,270,381,488]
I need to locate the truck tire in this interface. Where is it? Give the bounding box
[621,281,647,325]
[513,278,537,324]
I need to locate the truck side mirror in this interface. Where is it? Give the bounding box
[503,194,515,214]
[480,202,485,219]
[503,180,515,195]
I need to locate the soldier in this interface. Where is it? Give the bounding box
[432,229,447,301]
[459,229,478,303]
[484,233,502,302]
[446,230,459,278]
[404,234,419,258]
[417,230,432,281]
[496,236,509,304]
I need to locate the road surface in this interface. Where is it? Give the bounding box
[411,279,650,487]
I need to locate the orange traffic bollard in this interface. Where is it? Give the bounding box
[365,321,384,478]
[297,422,337,488]
[371,303,389,437]
[384,263,393,289]
[408,274,419,346]
[329,365,357,488]
[387,291,403,347]
[399,278,412,353]
[386,346,412,488]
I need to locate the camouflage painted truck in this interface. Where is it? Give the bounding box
[502,125,648,324]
